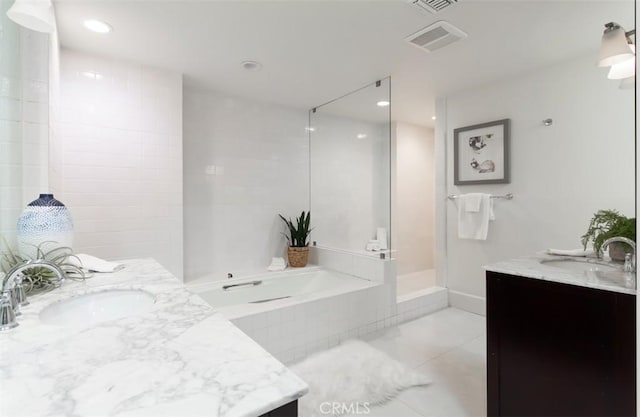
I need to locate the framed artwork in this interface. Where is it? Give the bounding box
[453,119,510,185]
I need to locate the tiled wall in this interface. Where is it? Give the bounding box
[0,7,50,247]
[0,4,22,246]
[53,49,184,278]
[183,88,308,281]
[20,30,50,203]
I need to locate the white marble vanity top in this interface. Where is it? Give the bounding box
[484,254,636,295]
[0,258,308,417]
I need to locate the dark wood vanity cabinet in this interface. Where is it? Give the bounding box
[487,271,636,417]
[259,400,298,417]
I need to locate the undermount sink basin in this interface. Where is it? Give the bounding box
[541,259,619,273]
[541,258,635,289]
[39,289,155,326]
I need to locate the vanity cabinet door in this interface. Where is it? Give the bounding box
[487,271,636,417]
[260,400,298,417]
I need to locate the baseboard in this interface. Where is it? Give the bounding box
[449,290,486,316]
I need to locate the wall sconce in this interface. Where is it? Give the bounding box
[6,0,55,33]
[598,22,635,90]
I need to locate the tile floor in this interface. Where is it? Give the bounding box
[397,269,437,298]
[349,308,487,417]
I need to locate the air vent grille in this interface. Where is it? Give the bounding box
[405,21,467,53]
[410,0,458,14]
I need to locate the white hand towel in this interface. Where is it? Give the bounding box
[70,254,124,273]
[268,257,287,271]
[464,193,483,213]
[546,248,595,257]
[457,193,493,240]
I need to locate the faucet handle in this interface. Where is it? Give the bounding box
[0,291,19,331]
[624,253,634,273]
[14,277,28,307]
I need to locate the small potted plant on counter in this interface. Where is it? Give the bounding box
[581,209,636,261]
[279,211,312,267]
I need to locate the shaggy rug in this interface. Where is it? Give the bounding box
[291,340,430,417]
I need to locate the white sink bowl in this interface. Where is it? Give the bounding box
[39,289,155,326]
[541,259,619,273]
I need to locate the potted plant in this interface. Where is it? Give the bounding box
[0,238,85,294]
[581,209,636,261]
[279,211,312,267]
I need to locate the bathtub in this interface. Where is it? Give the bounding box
[189,267,376,317]
[187,266,396,363]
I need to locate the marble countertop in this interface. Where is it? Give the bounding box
[484,254,636,295]
[0,258,308,417]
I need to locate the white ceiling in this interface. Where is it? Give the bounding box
[53,0,634,127]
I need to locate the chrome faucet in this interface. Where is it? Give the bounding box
[0,259,65,331]
[600,237,636,273]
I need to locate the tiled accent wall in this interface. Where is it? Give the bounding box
[0,8,50,247]
[20,30,50,203]
[53,49,183,278]
[183,88,308,281]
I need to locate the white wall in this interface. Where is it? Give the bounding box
[53,49,184,278]
[0,5,50,248]
[183,88,308,281]
[393,122,435,275]
[439,54,635,314]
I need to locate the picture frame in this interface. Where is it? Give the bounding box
[453,119,510,185]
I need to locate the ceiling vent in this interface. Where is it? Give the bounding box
[408,0,458,14]
[405,21,467,52]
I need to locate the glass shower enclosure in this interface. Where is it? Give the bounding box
[309,78,391,257]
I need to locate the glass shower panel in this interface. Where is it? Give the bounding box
[309,78,391,255]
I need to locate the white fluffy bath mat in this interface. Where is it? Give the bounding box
[291,340,430,417]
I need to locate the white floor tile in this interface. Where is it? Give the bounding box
[360,308,487,417]
[304,308,486,417]
[396,335,487,417]
[361,308,485,368]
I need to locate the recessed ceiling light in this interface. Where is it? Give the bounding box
[241,61,263,71]
[432,116,437,120]
[376,100,390,107]
[305,126,316,132]
[83,19,112,34]
[356,133,368,139]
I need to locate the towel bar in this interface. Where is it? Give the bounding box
[447,193,514,200]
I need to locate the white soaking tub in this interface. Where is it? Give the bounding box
[189,267,375,314]
[187,266,394,363]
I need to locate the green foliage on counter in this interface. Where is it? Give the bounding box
[581,210,636,256]
[0,237,86,294]
[279,211,312,247]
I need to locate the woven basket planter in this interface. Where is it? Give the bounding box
[287,246,310,267]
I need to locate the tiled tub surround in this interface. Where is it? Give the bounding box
[484,254,637,295]
[0,259,307,417]
[194,247,448,364]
